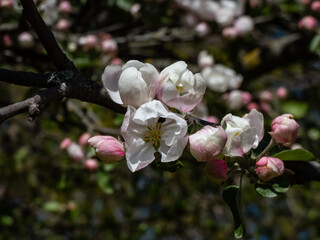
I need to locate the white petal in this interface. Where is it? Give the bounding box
[122,60,145,71]
[133,100,169,125]
[158,80,180,102]
[180,70,195,92]
[194,73,206,94]
[140,64,159,100]
[161,112,188,146]
[102,64,123,105]
[159,136,188,163]
[125,141,156,172]
[118,67,149,108]
[245,109,264,148]
[161,61,188,75]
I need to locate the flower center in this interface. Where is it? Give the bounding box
[176,84,184,95]
[143,122,162,150]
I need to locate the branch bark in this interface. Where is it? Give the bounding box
[20,0,76,71]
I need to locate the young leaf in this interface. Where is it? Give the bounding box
[222,185,246,239]
[255,184,278,198]
[272,149,316,161]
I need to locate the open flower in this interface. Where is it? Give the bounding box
[121,100,188,172]
[201,64,243,92]
[102,60,159,108]
[221,109,264,157]
[157,61,206,113]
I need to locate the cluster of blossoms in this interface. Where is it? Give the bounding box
[175,0,255,38]
[60,133,100,171]
[86,60,300,184]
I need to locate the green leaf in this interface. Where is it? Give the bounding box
[255,184,278,198]
[272,176,290,193]
[43,201,61,212]
[222,185,246,239]
[272,149,316,161]
[282,101,308,119]
[310,34,320,55]
[97,171,114,195]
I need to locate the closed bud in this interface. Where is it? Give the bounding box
[270,114,299,146]
[60,138,72,150]
[78,133,91,146]
[67,143,85,162]
[205,158,228,184]
[85,159,99,171]
[311,1,320,12]
[58,0,72,14]
[299,16,317,31]
[276,87,288,99]
[88,136,125,163]
[189,126,227,162]
[255,157,285,181]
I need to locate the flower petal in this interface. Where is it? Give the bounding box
[133,100,169,125]
[122,60,145,71]
[102,64,123,105]
[245,109,264,148]
[159,136,188,163]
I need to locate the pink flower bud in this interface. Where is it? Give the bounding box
[56,19,70,31]
[85,159,99,171]
[88,136,125,163]
[111,58,123,65]
[270,114,299,146]
[255,157,285,181]
[205,158,228,184]
[18,32,34,49]
[101,38,118,53]
[78,34,98,51]
[78,133,91,146]
[222,27,238,40]
[247,102,259,111]
[60,138,72,150]
[259,102,271,113]
[205,115,219,124]
[311,1,320,12]
[58,0,72,14]
[0,0,14,8]
[3,34,12,47]
[298,16,317,31]
[189,126,227,162]
[276,87,288,99]
[242,91,252,105]
[67,143,85,162]
[259,90,273,102]
[195,22,210,36]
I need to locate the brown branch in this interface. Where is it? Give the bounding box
[0,68,50,88]
[0,86,63,123]
[20,0,76,71]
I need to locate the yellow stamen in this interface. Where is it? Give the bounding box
[176,85,184,95]
[143,122,162,149]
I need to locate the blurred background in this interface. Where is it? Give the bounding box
[1,0,320,239]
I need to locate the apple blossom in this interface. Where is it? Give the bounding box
[157,61,206,113]
[0,0,14,7]
[195,22,211,36]
[298,16,317,31]
[189,126,227,162]
[198,50,214,69]
[18,32,34,49]
[88,136,125,163]
[215,7,235,27]
[233,16,254,35]
[121,100,188,172]
[247,102,259,111]
[60,138,72,150]
[67,143,85,162]
[221,109,264,157]
[255,157,285,182]
[78,34,98,51]
[85,159,99,171]
[78,133,91,146]
[311,1,320,12]
[242,91,253,105]
[201,64,243,92]
[58,0,72,14]
[101,38,118,53]
[259,90,273,102]
[276,87,288,99]
[222,90,244,110]
[56,19,70,31]
[270,114,299,146]
[205,158,228,184]
[130,3,141,16]
[222,27,238,39]
[102,60,158,108]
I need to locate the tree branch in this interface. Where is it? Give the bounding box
[0,68,50,88]
[20,0,76,71]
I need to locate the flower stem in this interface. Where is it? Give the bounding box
[256,138,276,161]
